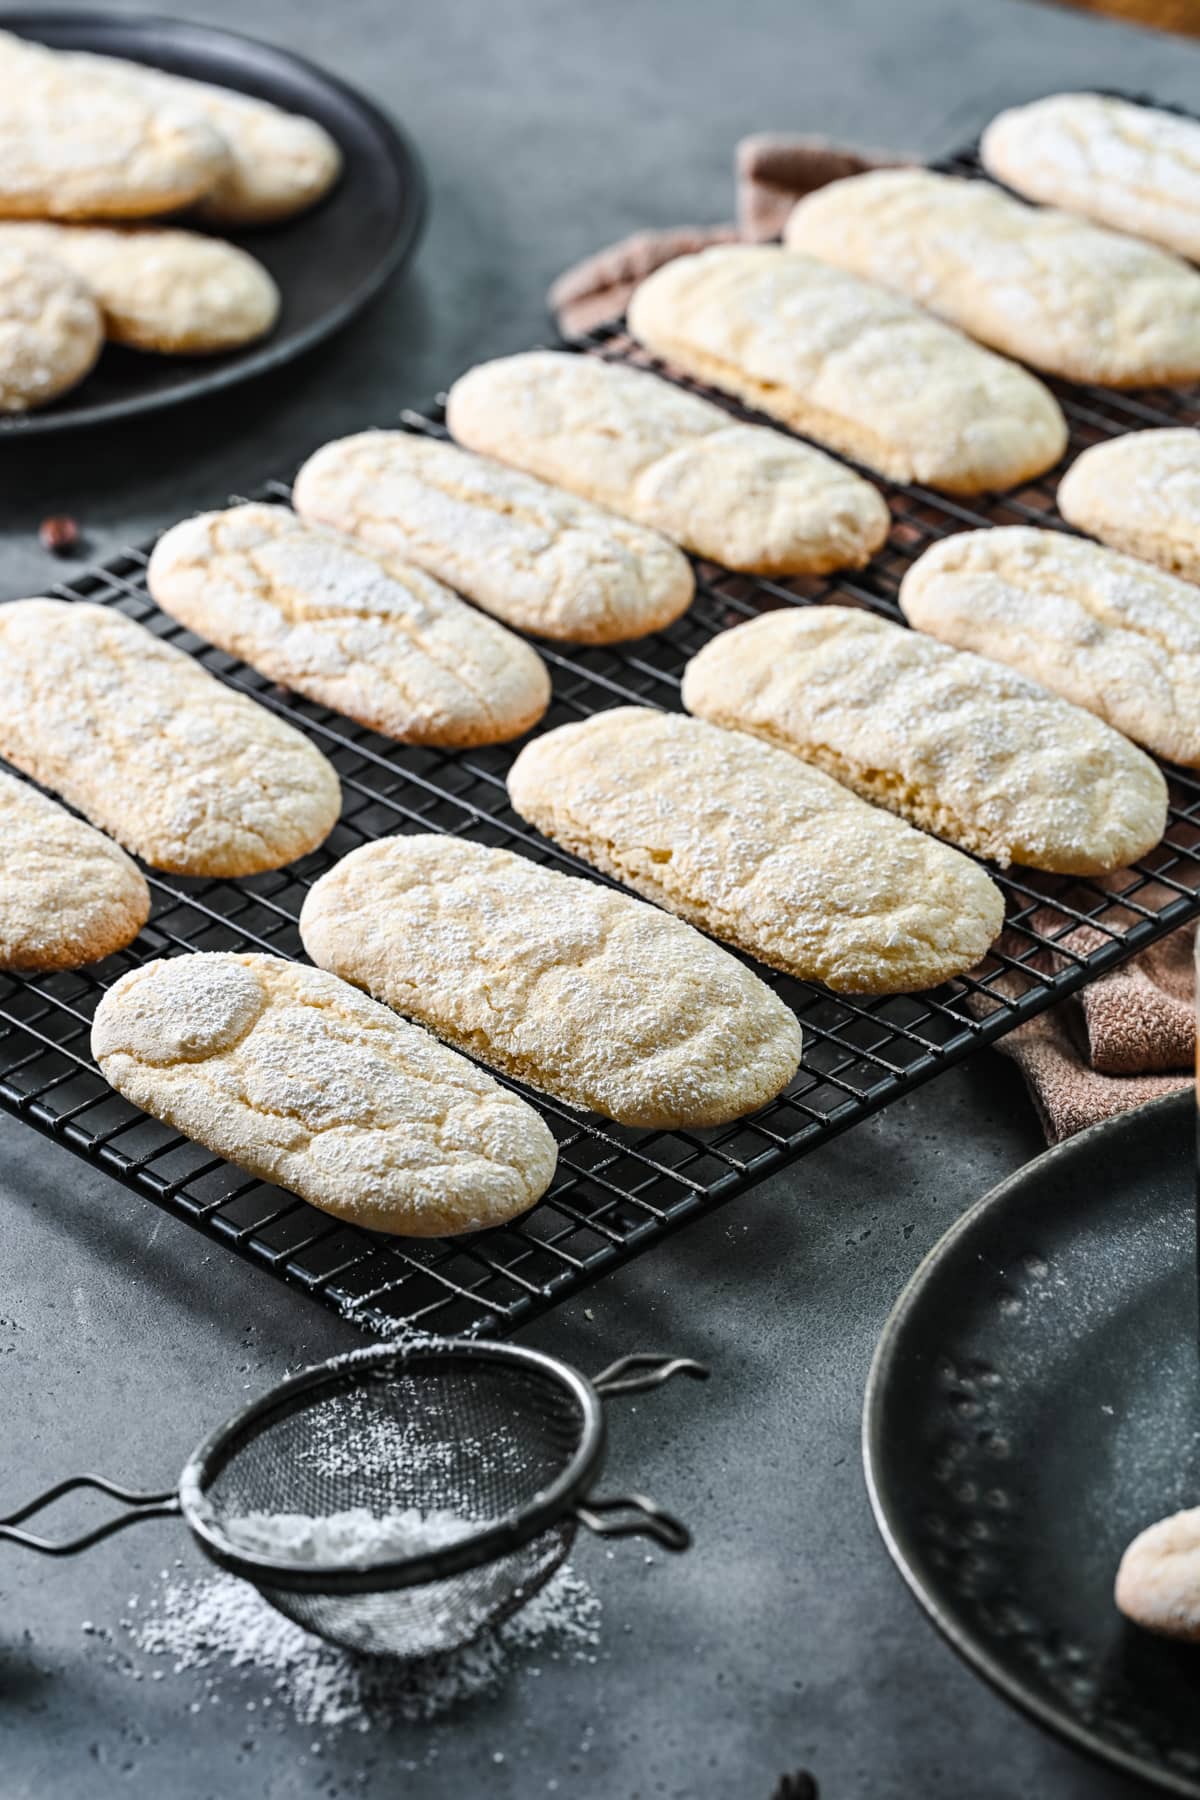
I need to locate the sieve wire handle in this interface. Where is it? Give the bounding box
[574,1492,691,1552]
[0,1475,181,1555]
[590,1354,709,1400]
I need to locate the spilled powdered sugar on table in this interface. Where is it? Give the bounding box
[126,1558,601,1733]
[104,1330,603,1740]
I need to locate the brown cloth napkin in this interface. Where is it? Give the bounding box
[547,138,1197,1145]
[547,133,910,336]
[987,910,1194,1144]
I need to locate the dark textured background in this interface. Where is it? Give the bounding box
[1,2,1196,1793]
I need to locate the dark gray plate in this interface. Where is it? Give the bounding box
[0,11,425,435]
[864,1092,1200,1795]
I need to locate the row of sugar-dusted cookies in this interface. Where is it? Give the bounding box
[5,392,1192,963]
[618,93,1200,500]
[0,29,343,410]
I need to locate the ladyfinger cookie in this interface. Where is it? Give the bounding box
[983,94,1200,265]
[1115,1506,1200,1642]
[0,222,279,354]
[91,953,557,1237]
[147,504,550,747]
[626,246,1066,494]
[0,600,341,876]
[299,835,803,1128]
[0,30,228,221]
[0,248,102,412]
[0,769,150,971]
[59,46,341,227]
[446,350,890,576]
[507,707,1005,994]
[1058,429,1200,584]
[292,431,694,645]
[785,168,1200,388]
[682,605,1167,874]
[899,526,1200,766]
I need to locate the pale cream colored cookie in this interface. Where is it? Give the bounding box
[147,504,550,747]
[299,835,803,1128]
[0,248,102,412]
[0,30,228,220]
[0,222,278,354]
[1058,429,1200,583]
[60,48,341,226]
[292,431,694,644]
[784,168,1200,388]
[0,600,341,876]
[1115,1506,1200,1642]
[626,246,1067,495]
[0,769,149,971]
[507,707,1005,994]
[91,953,557,1238]
[445,350,890,576]
[682,606,1166,875]
[983,94,1200,265]
[899,526,1200,766]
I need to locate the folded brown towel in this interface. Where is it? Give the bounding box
[548,134,910,335]
[734,132,909,240]
[549,224,739,339]
[993,1001,1189,1145]
[989,906,1193,1144]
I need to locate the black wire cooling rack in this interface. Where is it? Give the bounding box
[5,134,1200,1338]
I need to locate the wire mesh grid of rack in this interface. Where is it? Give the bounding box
[4,133,1200,1338]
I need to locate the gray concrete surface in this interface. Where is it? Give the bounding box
[1,0,1197,1793]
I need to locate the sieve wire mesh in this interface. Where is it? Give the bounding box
[190,1353,590,1657]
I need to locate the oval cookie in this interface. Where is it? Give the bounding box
[508,707,1004,995]
[0,222,279,354]
[1058,429,1200,584]
[299,835,803,1128]
[983,94,1200,265]
[446,350,890,576]
[1122,1504,1200,1648]
[0,769,149,972]
[627,246,1066,495]
[899,526,1200,766]
[147,504,550,747]
[91,954,557,1238]
[682,606,1166,875]
[292,431,695,644]
[1115,1506,1200,1641]
[61,47,341,227]
[784,168,1200,388]
[0,600,341,876]
[0,30,228,221]
[0,247,102,412]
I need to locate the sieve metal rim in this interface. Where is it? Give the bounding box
[177,1340,606,1596]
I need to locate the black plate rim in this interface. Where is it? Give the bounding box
[862,1089,1197,1798]
[0,9,427,437]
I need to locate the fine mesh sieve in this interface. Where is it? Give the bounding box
[0,1340,707,1658]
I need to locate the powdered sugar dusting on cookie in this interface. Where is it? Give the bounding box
[786,168,1200,386]
[91,952,557,1236]
[147,503,549,746]
[300,834,802,1128]
[901,524,1200,766]
[508,705,1005,994]
[0,599,339,876]
[683,603,1167,873]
